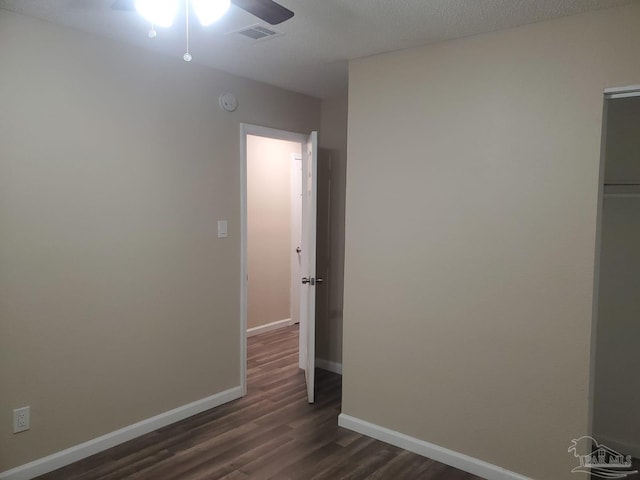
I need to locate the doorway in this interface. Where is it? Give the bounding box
[245,135,302,339]
[240,124,318,401]
[591,87,640,472]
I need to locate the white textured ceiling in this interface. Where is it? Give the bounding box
[0,0,632,98]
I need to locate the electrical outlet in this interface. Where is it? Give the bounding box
[13,406,30,434]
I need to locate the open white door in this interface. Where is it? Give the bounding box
[300,131,318,404]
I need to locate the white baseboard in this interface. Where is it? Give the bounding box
[247,318,292,337]
[596,434,640,459]
[337,414,531,480]
[316,358,343,375]
[0,386,243,480]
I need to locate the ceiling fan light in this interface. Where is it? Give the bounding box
[192,0,231,26]
[135,0,179,28]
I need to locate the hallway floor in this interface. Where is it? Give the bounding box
[36,325,481,479]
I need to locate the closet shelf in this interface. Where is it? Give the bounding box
[604,183,640,197]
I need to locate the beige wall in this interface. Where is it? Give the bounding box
[343,4,640,480]
[316,96,348,365]
[247,135,301,329]
[593,97,640,456]
[0,10,319,472]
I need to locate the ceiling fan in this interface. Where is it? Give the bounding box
[111,0,294,26]
[110,0,293,61]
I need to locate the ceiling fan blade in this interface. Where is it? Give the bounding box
[111,0,135,10]
[110,0,294,25]
[231,0,294,25]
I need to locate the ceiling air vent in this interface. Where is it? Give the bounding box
[233,24,283,42]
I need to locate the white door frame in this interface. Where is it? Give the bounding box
[604,85,640,99]
[240,123,309,396]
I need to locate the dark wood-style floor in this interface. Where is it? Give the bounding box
[36,325,482,479]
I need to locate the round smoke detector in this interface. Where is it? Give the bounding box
[219,93,238,112]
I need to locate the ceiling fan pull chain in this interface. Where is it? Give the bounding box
[148,22,157,39]
[184,0,192,62]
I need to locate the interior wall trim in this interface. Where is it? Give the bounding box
[0,387,243,480]
[337,414,531,480]
[604,85,640,99]
[247,318,293,337]
[315,358,343,375]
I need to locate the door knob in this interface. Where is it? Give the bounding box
[316,277,323,284]
[296,247,301,253]
[301,277,310,284]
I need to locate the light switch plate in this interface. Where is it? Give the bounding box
[218,220,228,238]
